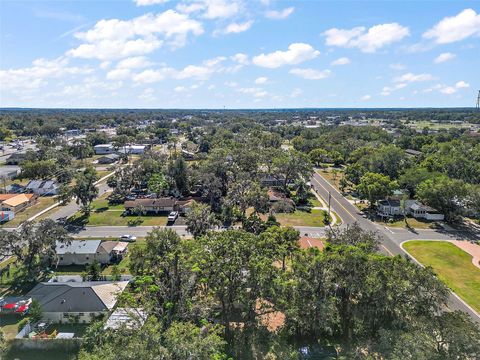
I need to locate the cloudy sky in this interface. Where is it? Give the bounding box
[1,0,479,108]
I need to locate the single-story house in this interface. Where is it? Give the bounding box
[0,165,21,180]
[94,144,115,155]
[56,240,129,266]
[407,200,445,221]
[27,281,129,323]
[117,145,149,155]
[26,180,59,196]
[4,183,26,194]
[405,149,422,157]
[97,153,120,164]
[5,153,27,165]
[124,197,177,214]
[0,193,37,213]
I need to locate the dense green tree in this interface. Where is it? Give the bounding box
[356,172,397,206]
[0,219,70,279]
[72,165,99,215]
[147,173,168,197]
[416,176,469,221]
[185,202,219,239]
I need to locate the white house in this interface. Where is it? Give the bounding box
[407,200,445,221]
[94,144,115,155]
[117,145,148,155]
[377,200,402,217]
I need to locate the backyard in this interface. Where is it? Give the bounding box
[272,209,330,227]
[403,240,480,313]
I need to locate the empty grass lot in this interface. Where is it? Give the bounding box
[380,217,440,230]
[403,241,480,313]
[69,195,167,227]
[273,209,329,227]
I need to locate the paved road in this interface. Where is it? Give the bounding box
[310,170,480,322]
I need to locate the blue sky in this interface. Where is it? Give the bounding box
[1,0,479,108]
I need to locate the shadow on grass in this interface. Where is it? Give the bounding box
[94,207,109,213]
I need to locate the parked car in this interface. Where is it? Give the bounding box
[167,211,179,223]
[120,234,137,242]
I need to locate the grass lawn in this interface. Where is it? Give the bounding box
[382,217,439,230]
[0,197,56,228]
[315,168,349,192]
[68,195,167,227]
[273,209,328,227]
[0,314,22,340]
[403,241,480,313]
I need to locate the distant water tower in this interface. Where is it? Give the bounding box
[477,90,480,111]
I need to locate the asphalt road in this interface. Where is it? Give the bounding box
[310,170,480,322]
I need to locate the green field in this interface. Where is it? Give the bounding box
[273,209,329,227]
[380,216,439,230]
[403,241,480,313]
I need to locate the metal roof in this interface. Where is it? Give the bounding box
[56,240,102,255]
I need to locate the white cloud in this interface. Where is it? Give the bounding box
[361,94,371,101]
[0,57,93,91]
[289,68,331,80]
[202,0,241,19]
[225,81,238,87]
[455,80,469,88]
[265,7,294,20]
[380,83,407,96]
[290,88,302,98]
[134,0,169,6]
[330,57,350,66]
[423,8,480,44]
[254,76,268,84]
[132,67,175,83]
[231,53,249,65]
[106,68,131,80]
[323,23,409,52]
[177,64,214,80]
[389,63,406,71]
[116,56,152,69]
[67,10,203,60]
[238,87,268,97]
[394,72,434,83]
[224,20,253,34]
[100,61,111,70]
[434,52,456,64]
[174,86,187,92]
[138,87,156,101]
[253,43,320,68]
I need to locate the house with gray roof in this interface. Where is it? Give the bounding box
[56,240,128,266]
[27,281,129,323]
[26,179,59,195]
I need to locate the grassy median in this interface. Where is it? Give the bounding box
[403,240,480,313]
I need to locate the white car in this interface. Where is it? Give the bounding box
[167,211,179,222]
[120,234,137,242]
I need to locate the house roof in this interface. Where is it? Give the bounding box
[27,281,128,313]
[104,308,147,330]
[26,180,57,190]
[267,189,287,202]
[56,240,102,255]
[124,197,177,208]
[99,154,120,160]
[0,194,17,201]
[299,237,325,251]
[98,241,121,254]
[405,149,422,156]
[378,199,401,207]
[2,194,34,207]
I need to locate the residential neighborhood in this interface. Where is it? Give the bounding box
[1,0,480,358]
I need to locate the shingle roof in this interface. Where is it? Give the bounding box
[56,240,102,255]
[27,281,128,313]
[124,198,176,208]
[2,194,33,207]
